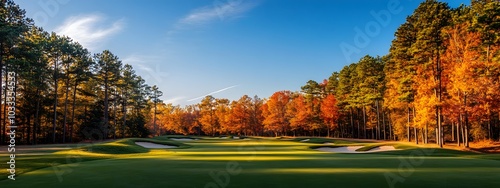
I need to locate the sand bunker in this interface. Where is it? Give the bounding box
[135,142,178,149]
[315,146,397,153]
[300,139,310,142]
[316,146,363,153]
[323,142,334,145]
[367,146,397,152]
[170,138,197,141]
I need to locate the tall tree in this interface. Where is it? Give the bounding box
[321,94,340,137]
[0,0,32,143]
[263,91,291,137]
[410,0,451,147]
[150,85,163,137]
[286,94,309,136]
[94,50,122,138]
[199,95,218,136]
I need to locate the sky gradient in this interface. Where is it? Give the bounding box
[17,0,468,106]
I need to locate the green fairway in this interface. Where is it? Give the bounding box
[2,136,500,188]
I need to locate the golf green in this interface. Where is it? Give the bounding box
[2,137,500,188]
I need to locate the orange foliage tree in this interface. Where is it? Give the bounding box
[263,91,291,137]
[320,94,339,137]
[286,94,309,136]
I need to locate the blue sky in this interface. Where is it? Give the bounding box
[17,0,468,106]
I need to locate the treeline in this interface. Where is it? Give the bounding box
[0,0,163,144]
[158,0,500,147]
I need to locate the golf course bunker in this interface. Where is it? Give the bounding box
[135,142,178,149]
[170,138,197,141]
[315,145,397,153]
[367,146,397,152]
[300,139,310,142]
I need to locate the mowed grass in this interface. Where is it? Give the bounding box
[1,136,500,188]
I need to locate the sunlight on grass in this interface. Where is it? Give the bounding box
[102,142,129,147]
[257,167,500,174]
[208,141,305,146]
[176,150,319,155]
[261,168,394,174]
[54,149,115,157]
[177,156,323,161]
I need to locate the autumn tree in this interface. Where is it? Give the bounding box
[199,95,218,136]
[321,94,339,137]
[263,91,291,137]
[286,94,309,136]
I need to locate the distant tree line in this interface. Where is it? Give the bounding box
[0,0,163,144]
[157,0,500,148]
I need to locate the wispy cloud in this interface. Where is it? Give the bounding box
[164,96,187,104]
[187,85,239,102]
[55,14,125,50]
[122,55,168,85]
[168,0,259,35]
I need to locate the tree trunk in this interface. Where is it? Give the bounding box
[363,106,367,139]
[436,39,443,148]
[350,108,354,138]
[113,89,118,139]
[34,88,41,145]
[376,100,381,140]
[425,123,428,144]
[153,98,157,137]
[382,110,386,140]
[414,127,418,144]
[420,128,424,145]
[461,119,465,147]
[62,71,70,143]
[452,122,455,142]
[413,107,417,144]
[457,118,460,147]
[104,76,109,139]
[122,91,128,138]
[357,108,361,138]
[437,105,441,147]
[465,121,469,148]
[53,55,59,143]
[27,114,31,144]
[464,92,469,148]
[70,81,78,143]
[0,49,4,144]
[407,107,411,142]
[487,110,491,139]
[388,111,393,141]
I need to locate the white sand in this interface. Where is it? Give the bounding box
[220,137,229,139]
[135,142,178,149]
[170,138,197,141]
[316,146,363,153]
[234,137,240,139]
[365,146,397,153]
[315,146,397,153]
[300,139,310,142]
[323,142,335,145]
